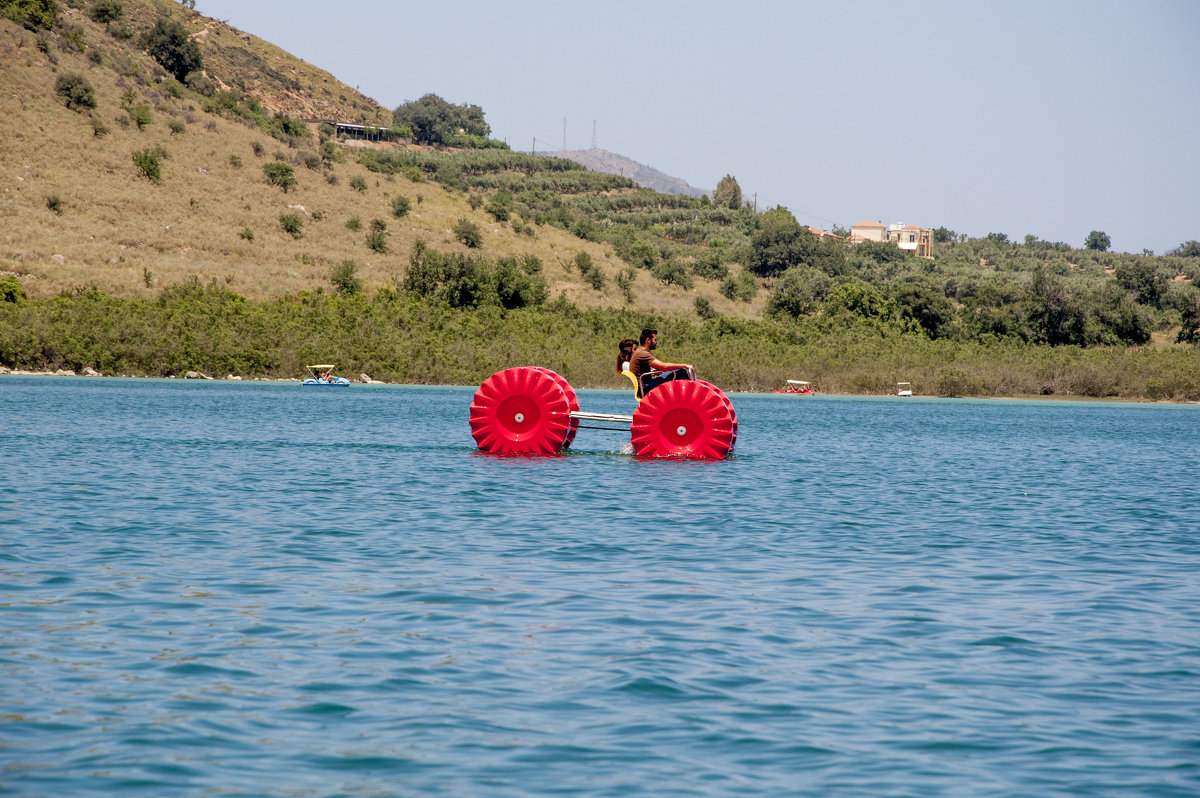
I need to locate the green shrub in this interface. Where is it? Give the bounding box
[279,213,303,238]
[5,0,57,31]
[331,260,361,296]
[349,176,367,192]
[345,216,361,231]
[934,368,979,397]
[720,271,757,302]
[90,115,109,137]
[651,258,693,289]
[765,267,831,319]
[454,218,482,248]
[238,227,254,241]
[168,119,186,135]
[184,71,216,97]
[319,140,342,164]
[271,112,307,140]
[45,195,63,215]
[130,103,153,129]
[403,242,546,310]
[54,73,96,111]
[691,250,729,281]
[585,267,604,290]
[369,218,387,233]
[366,230,388,253]
[615,268,635,302]
[251,141,264,157]
[262,162,296,192]
[0,275,27,304]
[228,154,242,168]
[132,148,161,182]
[695,296,717,320]
[390,194,411,219]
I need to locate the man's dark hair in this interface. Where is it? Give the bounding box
[640,328,657,345]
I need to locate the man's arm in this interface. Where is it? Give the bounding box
[649,356,692,372]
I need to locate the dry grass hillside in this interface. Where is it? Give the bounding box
[0,0,744,317]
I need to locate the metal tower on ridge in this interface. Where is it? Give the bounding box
[592,120,597,150]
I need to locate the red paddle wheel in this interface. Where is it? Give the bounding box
[691,379,734,448]
[631,380,736,460]
[469,367,572,454]
[531,367,580,448]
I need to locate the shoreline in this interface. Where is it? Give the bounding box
[4,368,1197,405]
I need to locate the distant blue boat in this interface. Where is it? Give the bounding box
[302,364,350,386]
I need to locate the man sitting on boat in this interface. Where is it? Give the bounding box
[628,328,694,398]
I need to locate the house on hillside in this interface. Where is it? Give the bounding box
[849,219,887,243]
[849,219,933,259]
[806,226,843,240]
[887,223,934,259]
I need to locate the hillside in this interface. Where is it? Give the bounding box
[542,148,709,198]
[0,0,745,317]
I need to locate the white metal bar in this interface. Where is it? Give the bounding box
[570,411,633,424]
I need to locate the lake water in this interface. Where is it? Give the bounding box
[3,376,1199,796]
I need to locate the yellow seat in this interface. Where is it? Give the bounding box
[622,365,643,402]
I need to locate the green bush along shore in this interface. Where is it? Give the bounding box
[2,276,1198,400]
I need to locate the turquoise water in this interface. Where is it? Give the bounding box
[2,376,1199,796]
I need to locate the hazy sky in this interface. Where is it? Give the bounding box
[197,0,1198,255]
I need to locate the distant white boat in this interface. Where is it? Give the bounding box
[773,380,813,395]
[896,382,913,397]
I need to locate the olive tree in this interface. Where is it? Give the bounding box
[143,17,202,82]
[1084,230,1111,252]
[393,94,490,145]
[712,174,742,210]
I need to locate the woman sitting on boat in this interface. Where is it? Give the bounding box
[616,338,637,374]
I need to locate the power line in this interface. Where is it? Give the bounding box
[754,193,840,227]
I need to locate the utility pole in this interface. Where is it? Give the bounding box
[753,193,757,213]
[532,137,536,155]
[591,119,597,150]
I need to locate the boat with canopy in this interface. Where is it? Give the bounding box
[302,364,350,386]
